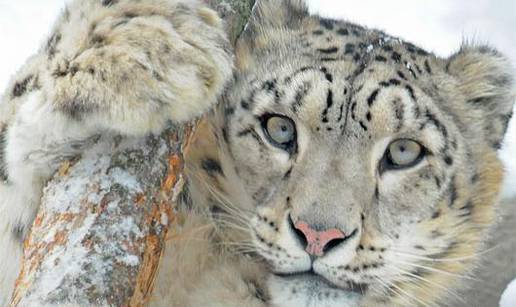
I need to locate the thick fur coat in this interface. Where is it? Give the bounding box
[0,0,514,306]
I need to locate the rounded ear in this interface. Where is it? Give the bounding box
[234,0,309,72]
[446,45,515,149]
[248,0,308,29]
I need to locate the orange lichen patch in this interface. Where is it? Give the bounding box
[129,128,196,306]
[144,201,162,226]
[60,212,76,222]
[158,200,174,227]
[53,231,68,246]
[129,127,200,305]
[82,238,94,250]
[130,233,163,307]
[32,215,44,228]
[11,124,198,306]
[57,158,80,177]
[135,193,146,206]
[13,220,74,305]
[162,154,183,193]
[57,160,72,177]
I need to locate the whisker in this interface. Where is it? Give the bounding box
[390,259,478,281]
[206,188,249,219]
[217,242,257,249]
[212,212,249,226]
[191,171,253,218]
[387,279,435,307]
[390,244,500,263]
[215,220,251,232]
[373,276,414,306]
[231,246,260,253]
[231,246,265,255]
[386,264,465,304]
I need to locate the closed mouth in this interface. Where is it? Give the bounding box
[274,270,368,295]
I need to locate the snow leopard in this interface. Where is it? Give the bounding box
[0,0,514,306]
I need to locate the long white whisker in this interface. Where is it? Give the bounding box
[219,225,251,233]
[190,172,250,220]
[206,186,250,219]
[373,276,414,306]
[212,212,249,226]
[217,241,256,248]
[386,264,465,304]
[386,278,434,307]
[390,259,477,281]
[390,244,500,263]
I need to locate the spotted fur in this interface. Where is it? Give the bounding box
[0,0,514,306]
[170,1,515,306]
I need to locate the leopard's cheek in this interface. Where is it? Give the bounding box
[224,112,299,206]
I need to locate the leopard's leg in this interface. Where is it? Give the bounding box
[0,90,99,305]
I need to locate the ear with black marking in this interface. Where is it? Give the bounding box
[446,45,515,149]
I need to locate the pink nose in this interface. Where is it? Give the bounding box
[294,221,346,257]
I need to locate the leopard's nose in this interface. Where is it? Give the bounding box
[292,219,346,257]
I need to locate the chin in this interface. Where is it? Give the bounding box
[267,273,364,307]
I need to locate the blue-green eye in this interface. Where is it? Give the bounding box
[381,139,425,172]
[389,139,422,165]
[261,114,297,152]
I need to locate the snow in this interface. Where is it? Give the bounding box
[19,136,151,305]
[119,254,140,267]
[0,0,514,304]
[32,213,97,303]
[501,278,516,307]
[107,167,143,191]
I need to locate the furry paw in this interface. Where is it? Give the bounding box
[43,0,233,135]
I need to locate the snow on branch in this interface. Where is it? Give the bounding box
[11,127,193,306]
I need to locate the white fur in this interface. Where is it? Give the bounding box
[268,274,362,307]
[0,91,100,304]
[1,0,514,306]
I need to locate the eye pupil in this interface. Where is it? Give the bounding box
[262,114,297,152]
[382,139,425,172]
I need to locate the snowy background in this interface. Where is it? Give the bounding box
[0,0,514,305]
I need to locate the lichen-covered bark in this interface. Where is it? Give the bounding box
[10,0,255,306]
[11,126,193,307]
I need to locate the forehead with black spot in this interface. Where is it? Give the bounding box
[221,16,466,186]
[229,16,440,134]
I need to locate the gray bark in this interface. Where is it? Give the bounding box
[10,1,255,306]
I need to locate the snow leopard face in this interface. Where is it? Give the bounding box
[0,0,512,306]
[190,0,515,305]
